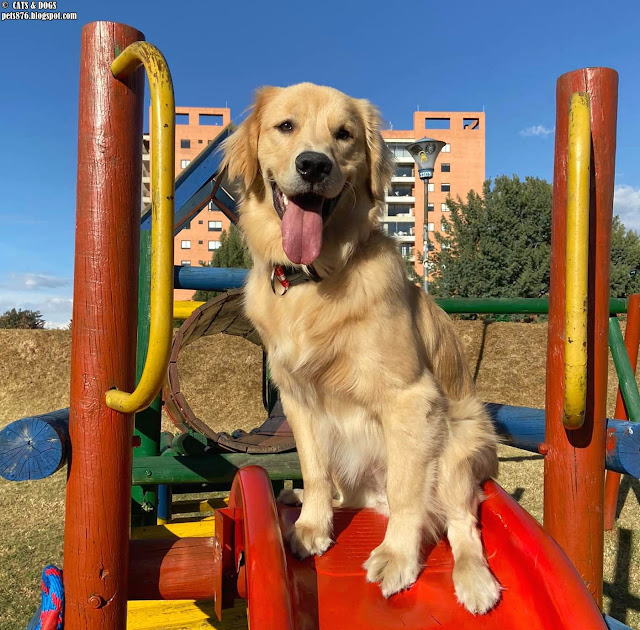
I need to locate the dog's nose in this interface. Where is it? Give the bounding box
[295,151,333,183]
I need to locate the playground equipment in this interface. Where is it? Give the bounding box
[0,19,638,630]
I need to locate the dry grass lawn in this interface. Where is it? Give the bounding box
[0,324,638,629]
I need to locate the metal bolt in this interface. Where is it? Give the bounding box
[141,501,154,512]
[88,594,105,609]
[144,469,152,477]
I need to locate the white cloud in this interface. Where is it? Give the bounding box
[614,185,640,233]
[519,125,554,137]
[4,272,70,290]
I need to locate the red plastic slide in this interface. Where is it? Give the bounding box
[223,466,606,629]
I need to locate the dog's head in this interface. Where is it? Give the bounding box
[222,83,393,266]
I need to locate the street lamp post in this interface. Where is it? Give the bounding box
[406,138,446,292]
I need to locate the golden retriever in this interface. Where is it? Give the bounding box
[222,83,501,614]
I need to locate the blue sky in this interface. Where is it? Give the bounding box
[1,0,639,326]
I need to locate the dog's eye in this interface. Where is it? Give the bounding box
[277,120,294,133]
[335,127,352,141]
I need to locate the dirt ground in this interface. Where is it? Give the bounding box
[0,324,638,628]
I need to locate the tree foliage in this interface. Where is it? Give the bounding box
[0,308,46,329]
[431,174,640,305]
[192,225,253,302]
[610,216,640,297]
[432,175,553,298]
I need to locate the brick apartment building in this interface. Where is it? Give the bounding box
[381,111,485,278]
[144,106,484,299]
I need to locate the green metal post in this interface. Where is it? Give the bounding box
[609,316,640,423]
[131,229,161,526]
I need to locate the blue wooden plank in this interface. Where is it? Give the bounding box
[0,408,69,481]
[174,266,248,291]
[141,124,236,232]
[604,614,634,630]
[486,403,640,477]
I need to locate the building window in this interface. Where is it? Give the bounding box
[427,203,434,212]
[208,221,222,232]
[441,242,451,250]
[180,139,191,149]
[181,240,191,249]
[389,184,413,197]
[385,204,413,217]
[394,165,414,178]
[181,159,191,169]
[428,222,435,232]
[400,244,413,257]
[208,139,213,145]
[442,143,451,153]
[181,260,191,266]
[386,143,411,159]
[198,220,203,224]
[176,113,189,125]
[442,221,449,233]
[383,222,414,237]
[199,114,224,126]
[427,183,435,192]
[441,183,451,192]
[441,163,450,173]
[441,203,449,211]
[198,139,203,144]
[463,117,480,130]
[198,240,203,245]
[209,240,222,250]
[424,117,450,130]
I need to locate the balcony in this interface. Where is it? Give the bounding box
[386,195,415,204]
[382,222,415,242]
[391,175,415,184]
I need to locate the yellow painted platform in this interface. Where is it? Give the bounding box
[131,517,215,540]
[127,600,247,630]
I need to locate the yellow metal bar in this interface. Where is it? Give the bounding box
[106,43,175,414]
[174,300,205,320]
[563,92,591,430]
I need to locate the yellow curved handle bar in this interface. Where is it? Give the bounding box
[563,92,591,430]
[106,42,175,414]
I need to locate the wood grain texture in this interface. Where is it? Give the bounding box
[126,599,247,630]
[544,67,619,606]
[128,537,218,600]
[0,408,69,480]
[64,21,144,630]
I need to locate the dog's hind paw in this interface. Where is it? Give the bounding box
[286,521,333,559]
[363,543,421,598]
[278,488,304,506]
[453,559,501,615]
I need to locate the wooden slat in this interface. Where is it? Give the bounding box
[127,599,247,629]
[131,518,215,540]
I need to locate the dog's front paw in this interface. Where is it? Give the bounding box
[286,521,333,559]
[363,543,421,598]
[453,559,501,615]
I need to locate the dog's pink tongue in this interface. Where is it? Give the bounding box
[281,195,324,265]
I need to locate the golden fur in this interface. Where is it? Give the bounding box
[223,83,501,614]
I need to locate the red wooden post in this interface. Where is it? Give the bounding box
[64,21,144,629]
[604,293,640,529]
[128,538,220,600]
[544,67,618,606]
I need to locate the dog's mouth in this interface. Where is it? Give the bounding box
[271,182,342,265]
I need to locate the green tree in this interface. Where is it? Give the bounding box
[431,175,553,299]
[610,216,640,297]
[192,224,252,302]
[0,308,46,329]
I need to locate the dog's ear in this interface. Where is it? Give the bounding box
[356,99,395,202]
[222,86,279,190]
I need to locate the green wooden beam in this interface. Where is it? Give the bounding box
[609,317,640,423]
[131,452,302,485]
